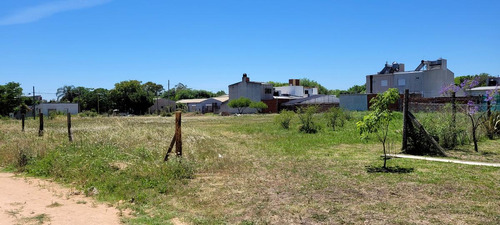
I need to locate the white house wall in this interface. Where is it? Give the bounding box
[38,103,79,115]
[274,86,305,97]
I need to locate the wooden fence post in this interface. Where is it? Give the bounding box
[67,110,73,142]
[402,89,409,151]
[164,111,182,161]
[38,110,44,137]
[175,111,182,157]
[21,114,25,132]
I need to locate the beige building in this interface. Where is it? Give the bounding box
[366,58,454,98]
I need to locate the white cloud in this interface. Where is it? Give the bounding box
[0,0,112,26]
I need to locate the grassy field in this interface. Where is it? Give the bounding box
[0,112,499,224]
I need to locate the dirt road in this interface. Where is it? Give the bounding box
[0,172,121,225]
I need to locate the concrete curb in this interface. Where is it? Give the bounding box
[386,154,500,167]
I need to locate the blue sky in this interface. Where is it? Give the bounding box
[1,0,499,100]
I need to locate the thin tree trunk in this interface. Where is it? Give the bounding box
[382,140,387,168]
[469,114,479,152]
[472,126,478,152]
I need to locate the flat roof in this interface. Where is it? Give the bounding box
[176,98,208,104]
[211,95,229,102]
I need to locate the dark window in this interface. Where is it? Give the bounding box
[265,88,272,94]
[305,90,309,95]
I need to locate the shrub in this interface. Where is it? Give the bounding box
[79,111,98,117]
[161,111,173,117]
[324,107,345,131]
[48,110,66,120]
[417,104,469,149]
[483,112,500,139]
[275,110,295,129]
[297,106,319,133]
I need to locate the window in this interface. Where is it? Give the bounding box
[265,88,272,94]
[381,80,388,87]
[305,90,309,95]
[398,79,406,86]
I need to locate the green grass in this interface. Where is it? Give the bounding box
[0,112,499,224]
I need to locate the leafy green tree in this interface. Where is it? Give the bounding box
[56,85,76,102]
[143,81,164,97]
[81,88,111,113]
[162,83,187,100]
[72,86,91,106]
[300,78,328,94]
[356,88,399,168]
[346,84,366,94]
[267,81,289,87]
[228,97,252,114]
[268,78,329,94]
[215,90,226,96]
[454,73,489,87]
[0,82,23,116]
[328,89,342,96]
[110,80,152,114]
[249,101,268,113]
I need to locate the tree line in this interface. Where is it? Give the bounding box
[0,80,226,116]
[55,81,226,114]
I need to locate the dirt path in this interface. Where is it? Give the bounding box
[0,172,122,225]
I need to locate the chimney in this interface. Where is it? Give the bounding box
[242,73,249,82]
[289,79,300,86]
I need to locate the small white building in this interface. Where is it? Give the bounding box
[274,79,318,97]
[177,95,229,113]
[37,103,79,115]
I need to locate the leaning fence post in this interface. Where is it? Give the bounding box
[38,110,44,137]
[164,111,183,161]
[175,111,182,157]
[67,110,73,142]
[402,89,409,151]
[21,114,25,132]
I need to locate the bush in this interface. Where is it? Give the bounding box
[275,110,295,129]
[298,106,319,133]
[417,104,469,149]
[48,110,66,120]
[483,112,500,139]
[324,107,345,131]
[79,111,98,117]
[161,111,173,117]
